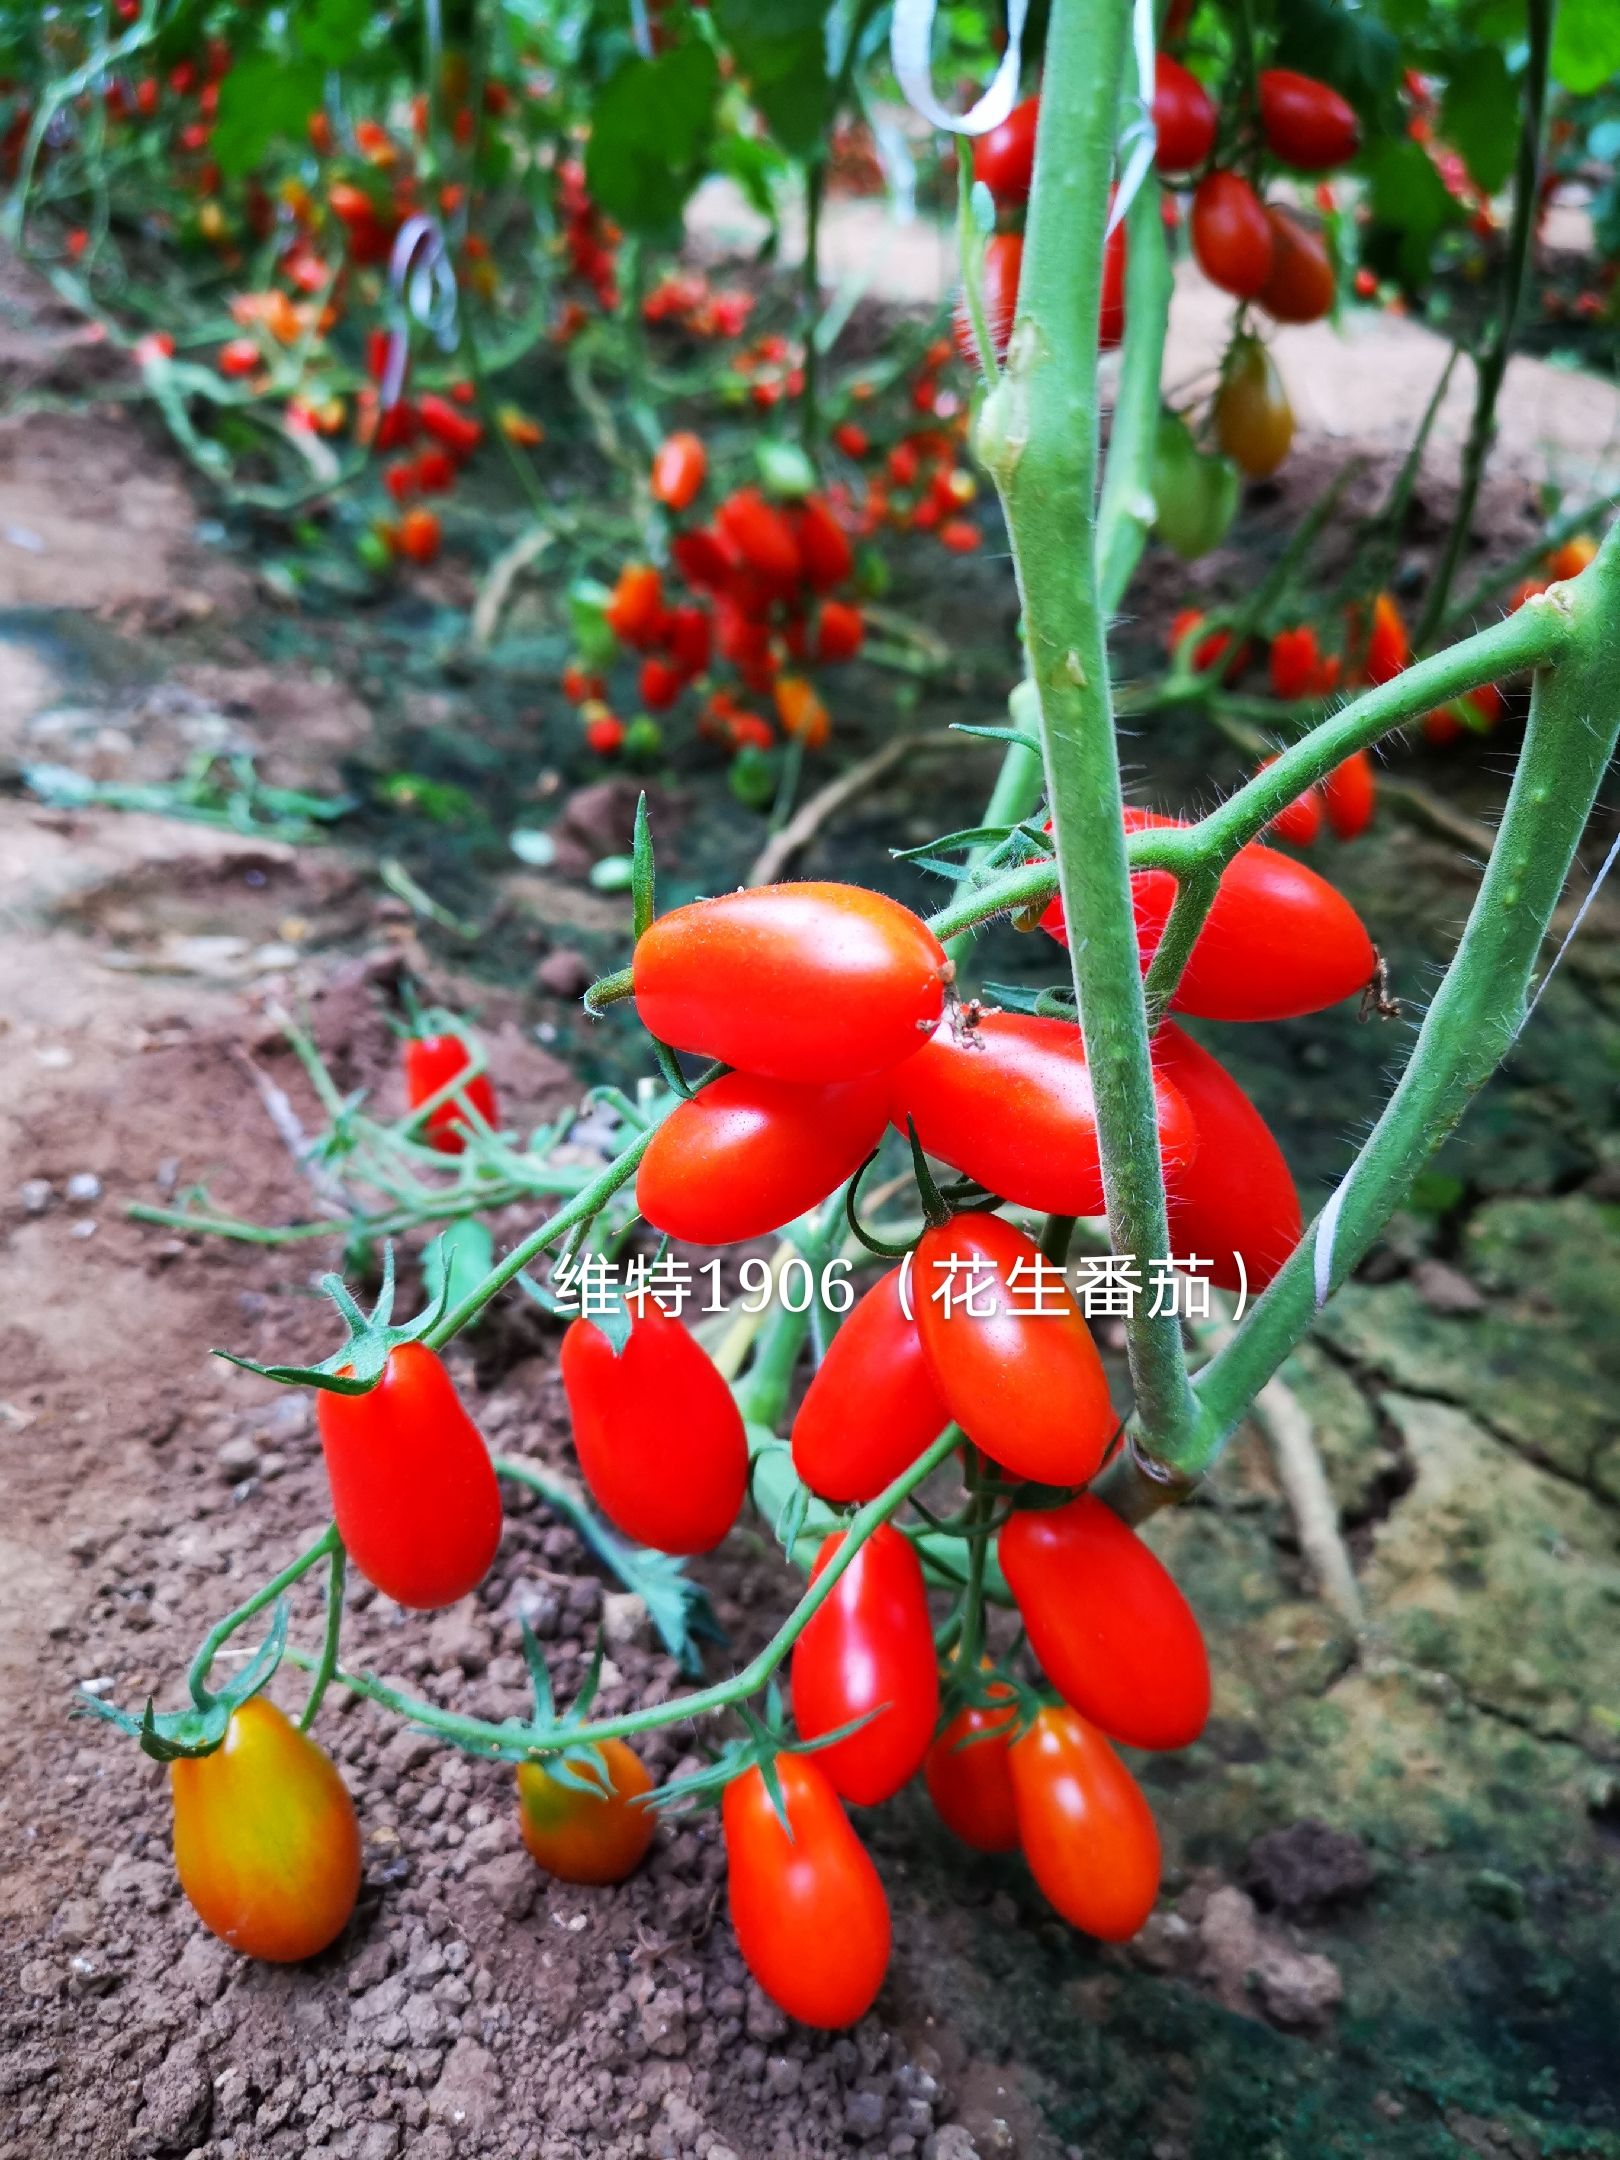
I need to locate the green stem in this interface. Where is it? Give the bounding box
[1412,0,1552,651]
[299,1541,348,1731]
[187,1526,338,1708]
[1096,174,1173,615]
[285,1427,962,1756]
[801,160,824,453]
[977,0,1193,1453]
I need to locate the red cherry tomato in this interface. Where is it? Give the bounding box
[924,1690,1020,1852]
[403,1033,497,1154]
[395,506,442,565]
[1191,172,1274,298]
[1268,624,1322,701]
[1256,206,1335,323]
[632,883,950,1084]
[1258,757,1323,847]
[815,599,865,662]
[1154,56,1216,176]
[1009,1706,1161,1942]
[639,656,684,711]
[954,231,1022,372]
[791,495,854,592]
[792,1266,950,1505]
[1258,70,1361,172]
[1362,590,1409,683]
[606,562,665,649]
[417,392,483,458]
[1099,207,1128,353]
[670,527,733,592]
[560,1305,746,1553]
[1041,809,1377,1021]
[1155,1021,1302,1293]
[716,487,802,593]
[651,430,706,512]
[516,1739,655,1884]
[1000,1495,1210,1749]
[316,1343,502,1608]
[1321,748,1376,839]
[171,1697,361,1962]
[889,1012,1198,1217]
[914,1212,1117,1487]
[972,95,1039,206]
[791,1525,939,1806]
[723,1754,890,2029]
[636,1070,891,1245]
[662,602,712,675]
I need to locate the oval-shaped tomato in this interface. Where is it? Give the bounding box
[889,1012,1197,1217]
[973,95,1039,205]
[815,598,865,662]
[791,495,854,593]
[651,430,706,512]
[1153,411,1241,562]
[1322,749,1376,839]
[1214,337,1294,477]
[1010,1705,1161,1942]
[316,1342,502,1608]
[1268,624,1322,701]
[1258,756,1322,847]
[404,1033,497,1155]
[1154,55,1216,175]
[954,231,1022,372]
[172,1697,361,1962]
[1361,590,1409,684]
[560,1305,746,1553]
[638,1070,890,1246]
[914,1212,1117,1487]
[1191,172,1274,298]
[791,1525,939,1806]
[1041,808,1377,1021]
[606,562,665,648]
[516,1739,655,1884]
[1256,206,1335,324]
[1155,1021,1301,1292]
[1000,1495,1210,1749]
[724,1755,890,2027]
[1258,69,1361,171]
[925,1690,1020,1852]
[716,487,802,593]
[632,883,950,1084]
[792,1266,950,1504]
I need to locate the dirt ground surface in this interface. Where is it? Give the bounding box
[3,219,1620,2160]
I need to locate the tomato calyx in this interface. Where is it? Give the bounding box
[214,1235,461,1398]
[648,1690,885,1830]
[78,1590,294,1763]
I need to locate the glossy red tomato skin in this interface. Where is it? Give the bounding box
[791,1526,939,1806]
[1257,206,1336,324]
[1000,1496,1211,1749]
[1322,749,1376,839]
[560,1307,746,1553]
[1041,809,1377,1021]
[914,1212,1117,1487]
[1154,55,1216,175]
[606,562,664,648]
[1191,172,1274,298]
[516,1739,655,1885]
[723,1755,891,2028]
[716,487,802,593]
[1010,1706,1161,1942]
[792,1266,950,1504]
[171,1698,361,1963]
[889,1012,1197,1218]
[632,883,950,1084]
[404,1035,498,1154]
[1098,211,1128,353]
[1258,70,1361,171]
[1155,1021,1302,1293]
[316,1343,502,1609]
[924,1693,1020,1852]
[1268,625,1321,701]
[651,430,706,512]
[1258,757,1322,847]
[954,231,1022,371]
[1363,591,1409,684]
[792,495,854,592]
[973,95,1040,205]
[638,1071,890,1246]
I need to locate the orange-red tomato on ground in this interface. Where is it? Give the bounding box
[516,1741,655,1884]
[888,1012,1197,1217]
[1258,69,1361,171]
[1191,172,1274,298]
[1010,1706,1161,1942]
[925,1690,1021,1853]
[1321,749,1377,839]
[404,1032,497,1153]
[651,430,707,512]
[791,1266,950,1505]
[913,1211,1117,1487]
[171,1698,361,1963]
[1000,1496,1211,1749]
[396,506,442,564]
[636,1070,891,1245]
[631,883,950,1084]
[723,1754,890,2029]
[316,1342,503,1608]
[791,1525,939,1806]
[1155,1021,1302,1292]
[560,1306,747,1554]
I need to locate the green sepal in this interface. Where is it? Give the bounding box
[904,1116,950,1230]
[77,1600,289,1763]
[950,723,1045,754]
[212,1240,454,1395]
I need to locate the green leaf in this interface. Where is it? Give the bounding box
[584,42,720,235]
[296,0,374,65]
[1270,0,1401,119]
[1440,48,1518,198]
[630,793,656,941]
[1363,138,1467,286]
[212,55,324,179]
[1551,0,1620,93]
[710,0,832,157]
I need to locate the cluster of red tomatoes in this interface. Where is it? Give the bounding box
[830,347,984,552]
[551,156,621,343]
[642,268,756,343]
[562,434,868,761]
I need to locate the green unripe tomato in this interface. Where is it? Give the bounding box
[1152,411,1240,561]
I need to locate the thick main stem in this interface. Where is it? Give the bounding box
[977,0,1194,1453]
